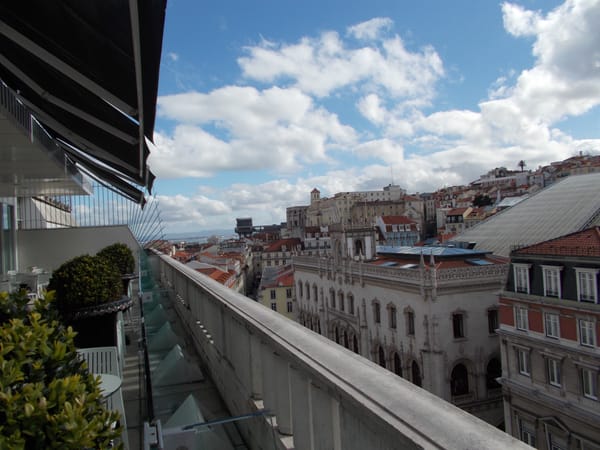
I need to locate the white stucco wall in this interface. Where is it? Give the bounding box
[17,225,140,272]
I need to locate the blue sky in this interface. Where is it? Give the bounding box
[148,0,600,233]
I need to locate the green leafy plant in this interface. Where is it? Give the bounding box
[97,243,135,276]
[47,255,122,311]
[0,291,122,449]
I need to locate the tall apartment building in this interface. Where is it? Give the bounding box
[498,227,600,449]
[294,224,508,425]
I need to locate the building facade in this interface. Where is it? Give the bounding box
[293,225,508,425]
[499,227,600,449]
[257,264,297,320]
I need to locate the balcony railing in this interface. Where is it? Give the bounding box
[151,251,528,449]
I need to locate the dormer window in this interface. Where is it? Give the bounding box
[513,263,531,294]
[575,268,599,303]
[541,265,563,298]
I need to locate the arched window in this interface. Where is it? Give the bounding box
[411,361,421,387]
[348,294,354,315]
[451,363,469,396]
[330,288,336,309]
[313,285,318,302]
[339,291,345,312]
[316,318,321,335]
[305,282,310,300]
[334,326,340,344]
[378,346,386,368]
[355,239,363,256]
[298,281,303,299]
[393,352,403,377]
[353,334,359,354]
[343,329,349,348]
[373,301,381,323]
[486,358,502,390]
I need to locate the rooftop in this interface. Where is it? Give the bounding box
[455,173,600,256]
[513,226,600,257]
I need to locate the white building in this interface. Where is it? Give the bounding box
[294,224,508,425]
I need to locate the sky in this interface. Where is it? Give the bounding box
[148,0,600,234]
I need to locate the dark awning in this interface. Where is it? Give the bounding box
[0,0,166,201]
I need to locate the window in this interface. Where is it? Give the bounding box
[374,301,381,324]
[330,289,336,309]
[488,309,499,334]
[519,419,536,447]
[514,264,531,294]
[547,358,561,387]
[515,306,528,331]
[581,368,598,400]
[406,311,415,336]
[348,294,354,315]
[411,361,422,387]
[286,288,292,298]
[298,282,303,298]
[271,303,277,311]
[305,283,310,300]
[389,306,397,329]
[453,313,465,338]
[517,349,530,376]
[339,292,345,312]
[579,319,596,347]
[270,289,276,300]
[542,265,563,298]
[377,346,386,368]
[313,285,318,302]
[486,358,502,390]
[393,352,402,377]
[451,363,469,396]
[545,312,560,339]
[576,268,599,303]
[287,301,293,313]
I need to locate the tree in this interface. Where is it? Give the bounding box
[473,194,493,207]
[518,160,527,172]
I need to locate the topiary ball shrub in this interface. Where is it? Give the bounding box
[97,243,135,276]
[48,255,123,312]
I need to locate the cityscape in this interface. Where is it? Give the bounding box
[1,1,600,450]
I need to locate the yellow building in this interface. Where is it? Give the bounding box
[258,265,296,320]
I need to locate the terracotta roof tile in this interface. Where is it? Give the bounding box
[514,226,600,257]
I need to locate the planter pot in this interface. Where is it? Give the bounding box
[121,274,138,297]
[61,296,132,348]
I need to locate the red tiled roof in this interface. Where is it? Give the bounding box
[514,227,600,257]
[196,267,234,285]
[380,215,417,225]
[264,238,302,252]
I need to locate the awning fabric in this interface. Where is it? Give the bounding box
[0,0,166,202]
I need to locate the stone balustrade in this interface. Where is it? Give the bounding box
[153,252,526,450]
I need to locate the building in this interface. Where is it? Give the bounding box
[257,264,296,320]
[375,215,421,246]
[235,217,254,237]
[445,207,473,234]
[498,227,600,449]
[261,237,301,269]
[294,224,508,425]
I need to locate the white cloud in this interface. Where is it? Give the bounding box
[347,17,393,40]
[167,52,179,62]
[353,139,403,164]
[502,3,541,37]
[156,193,232,230]
[151,86,357,178]
[238,21,444,100]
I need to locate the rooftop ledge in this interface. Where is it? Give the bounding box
[153,252,527,449]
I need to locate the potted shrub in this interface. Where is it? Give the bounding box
[97,243,136,295]
[0,291,122,449]
[47,254,131,347]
